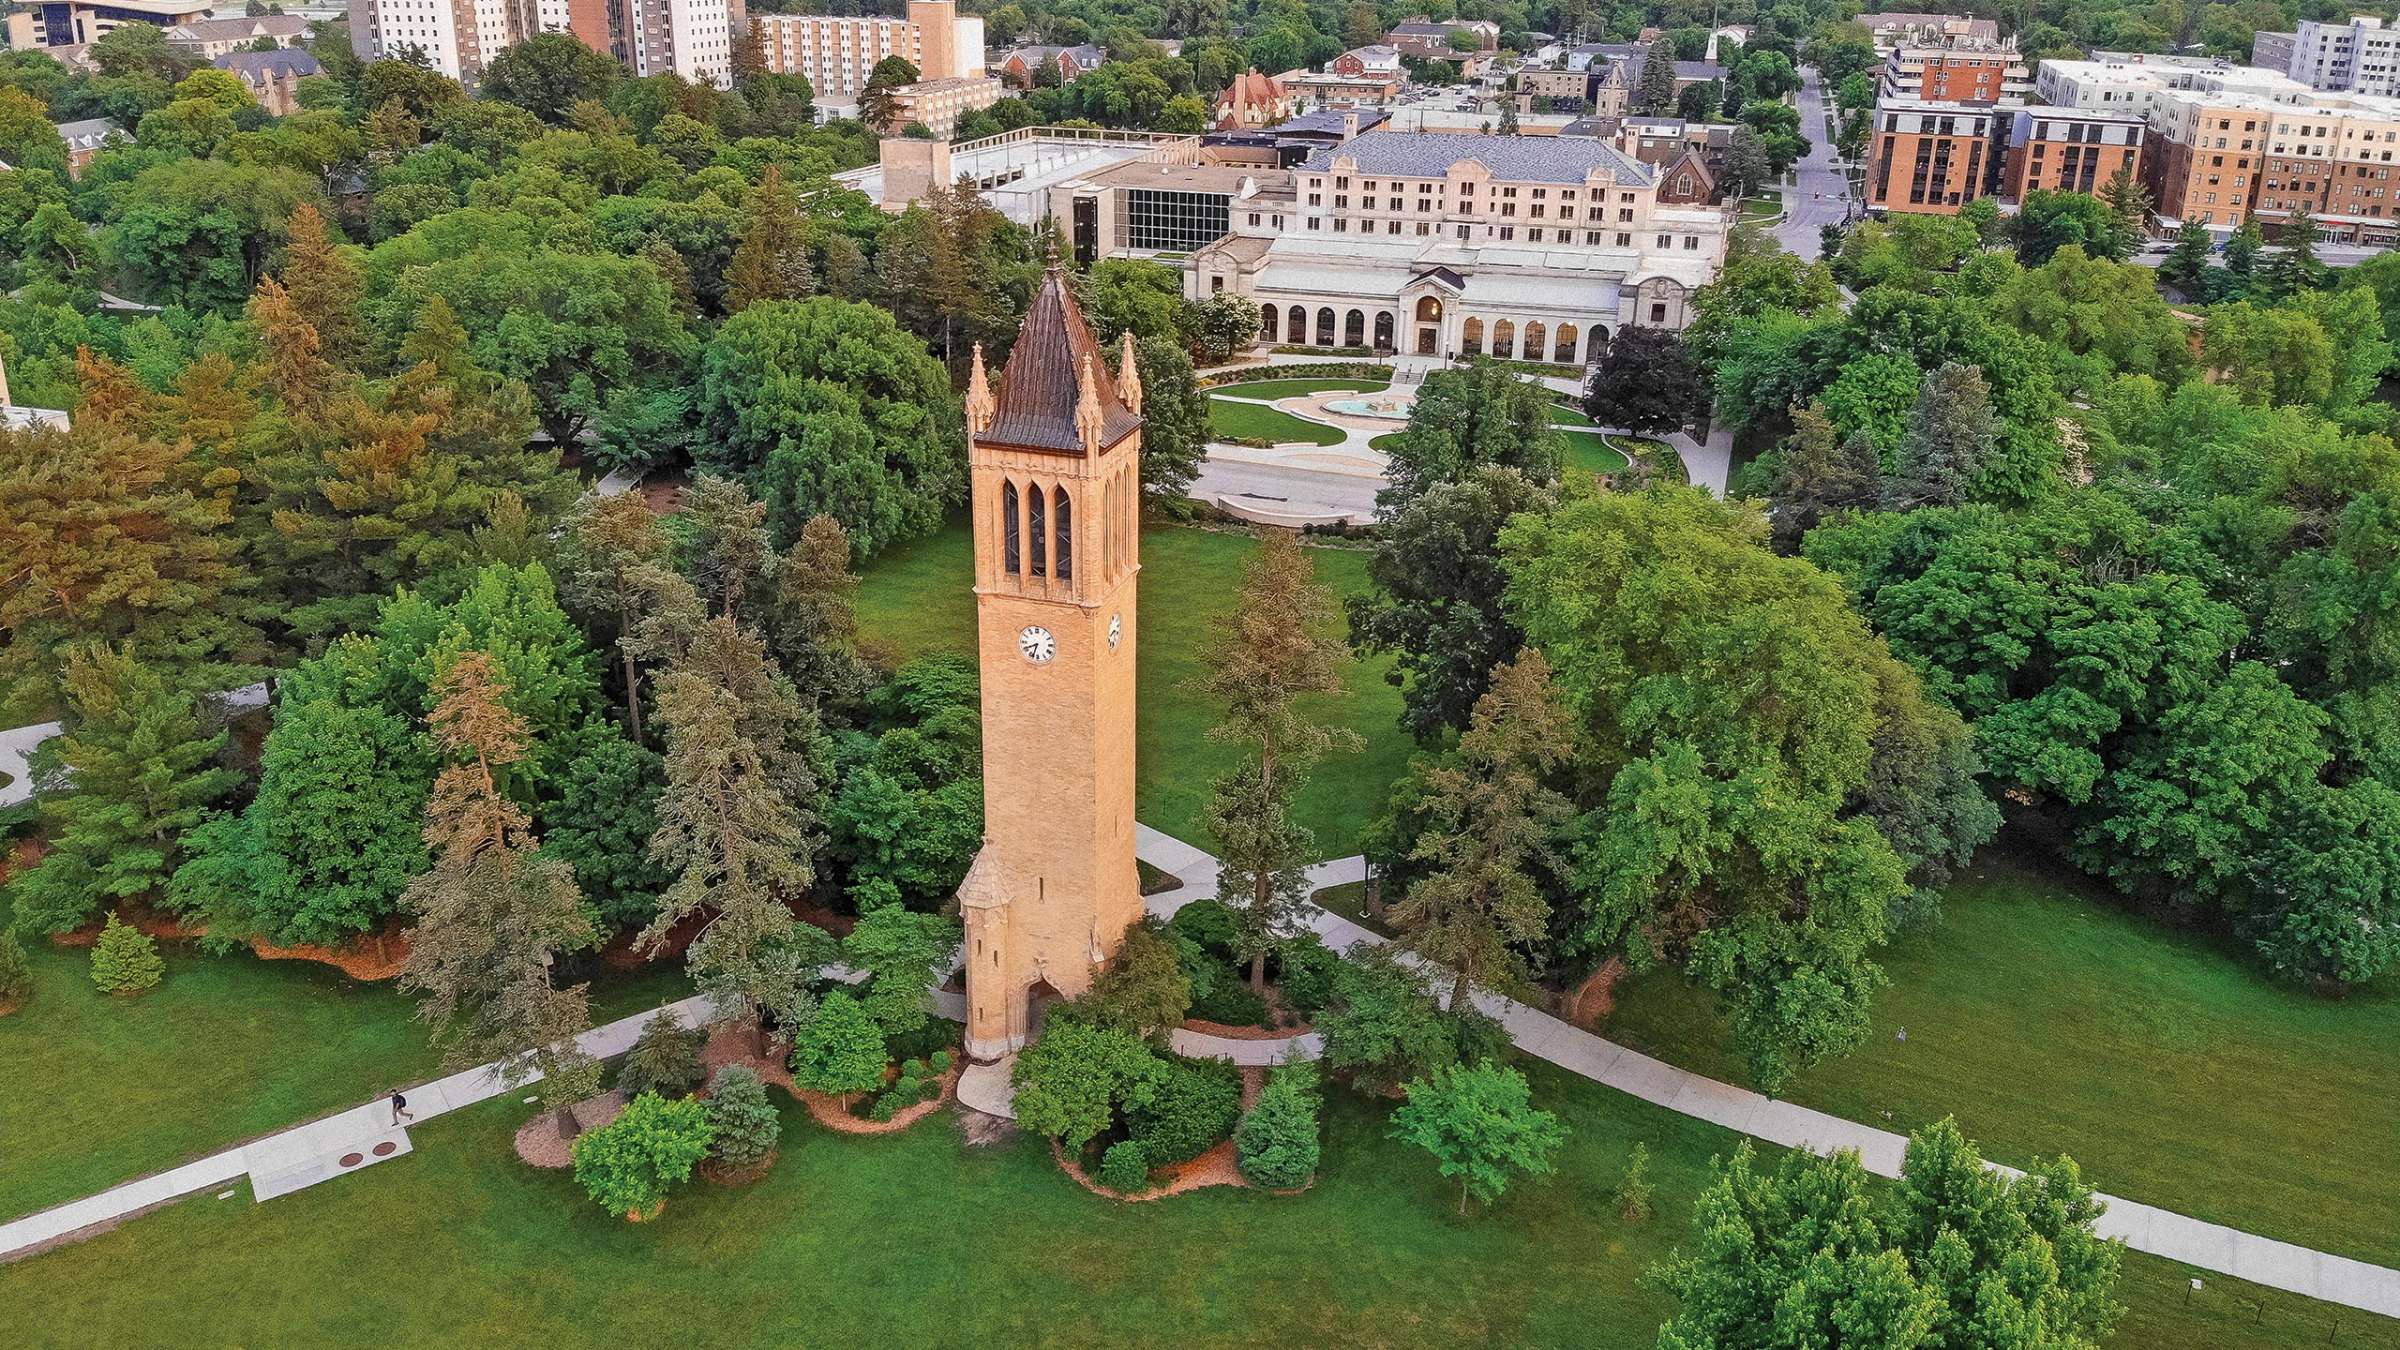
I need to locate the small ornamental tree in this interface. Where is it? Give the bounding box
[616,1010,709,1099]
[788,990,888,1107]
[1234,1061,1322,1189]
[570,1090,715,1220]
[89,912,164,995]
[0,928,32,1011]
[703,1065,781,1169]
[1390,1059,1566,1214]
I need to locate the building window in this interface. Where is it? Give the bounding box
[1027,486,1046,577]
[1657,234,1671,248]
[1650,302,1667,323]
[1053,488,1072,580]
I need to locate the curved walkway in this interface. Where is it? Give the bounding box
[1130,823,2400,1322]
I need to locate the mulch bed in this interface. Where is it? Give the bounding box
[251,928,410,981]
[698,1024,960,1136]
[1560,956,1625,1031]
[1049,1068,1311,1202]
[514,1090,629,1169]
[48,905,208,949]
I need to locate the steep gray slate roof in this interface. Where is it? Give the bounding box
[216,49,323,80]
[1300,130,1654,186]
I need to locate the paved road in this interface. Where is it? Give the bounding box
[2127,241,2382,271]
[1777,66,1854,260]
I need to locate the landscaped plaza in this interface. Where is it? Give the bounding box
[7,11,2400,1344]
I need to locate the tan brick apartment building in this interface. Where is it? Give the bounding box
[1868,100,2005,213]
[2003,106,2145,198]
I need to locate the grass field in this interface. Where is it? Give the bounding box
[1549,403,1598,427]
[1208,377,1391,399]
[1207,396,1348,446]
[0,932,689,1223]
[856,520,1412,855]
[1604,850,2400,1267]
[0,1052,2376,1349]
[1561,430,1633,474]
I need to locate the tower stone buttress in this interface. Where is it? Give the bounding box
[958,264,1145,1063]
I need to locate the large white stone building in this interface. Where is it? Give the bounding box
[2254,15,2400,97]
[1187,130,1728,361]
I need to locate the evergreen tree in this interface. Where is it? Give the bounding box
[724,164,814,313]
[2222,216,2264,288]
[0,409,261,724]
[644,614,821,1051]
[679,474,776,625]
[6,646,238,934]
[789,989,887,1107]
[398,653,601,1132]
[89,912,165,995]
[616,1008,709,1098]
[1767,403,1883,552]
[2264,205,2327,298]
[704,1064,781,1166]
[279,203,364,368]
[1390,652,1574,1011]
[2159,218,2213,296]
[1635,36,1678,115]
[1201,531,1360,989]
[561,490,673,745]
[1234,1060,1321,1188]
[0,928,33,1012]
[767,514,876,717]
[1882,362,1998,511]
[2097,165,2152,246]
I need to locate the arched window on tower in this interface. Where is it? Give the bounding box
[1053,486,1073,580]
[1002,480,1020,574]
[1028,483,1047,577]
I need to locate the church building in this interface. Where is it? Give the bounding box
[954,262,1148,1063]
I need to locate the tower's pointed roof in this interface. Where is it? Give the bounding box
[982,261,1141,455]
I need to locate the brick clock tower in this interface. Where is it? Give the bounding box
[955,263,1146,1063]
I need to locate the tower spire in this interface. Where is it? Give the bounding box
[1074,350,1106,453]
[965,341,995,435]
[1115,330,1143,415]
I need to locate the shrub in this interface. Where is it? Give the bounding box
[1187,957,1271,1026]
[1271,931,1341,1016]
[790,990,890,1107]
[1235,1061,1322,1189]
[89,912,163,995]
[0,928,31,1010]
[703,1065,781,1167]
[884,1016,962,1066]
[1098,1139,1151,1193]
[929,1049,954,1073]
[1167,898,1241,961]
[868,1072,930,1121]
[1010,1020,1166,1151]
[1200,360,1391,388]
[1126,1057,1242,1166]
[1081,916,1192,1036]
[570,1091,715,1218]
[1618,1141,1654,1223]
[616,1010,708,1099]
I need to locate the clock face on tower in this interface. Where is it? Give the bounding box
[1108,612,1123,650]
[1019,625,1056,664]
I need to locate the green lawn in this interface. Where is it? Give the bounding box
[1562,430,1632,474]
[1739,192,1785,220]
[1208,377,1391,399]
[0,1054,2374,1349]
[1311,878,1394,939]
[856,520,1412,855]
[1368,432,1402,452]
[1549,403,1598,427]
[0,933,689,1223]
[1207,396,1347,446]
[1604,850,2400,1267]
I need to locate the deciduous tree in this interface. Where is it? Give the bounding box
[1390,1059,1566,1213]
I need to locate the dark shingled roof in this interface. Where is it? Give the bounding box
[983,265,1140,455]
